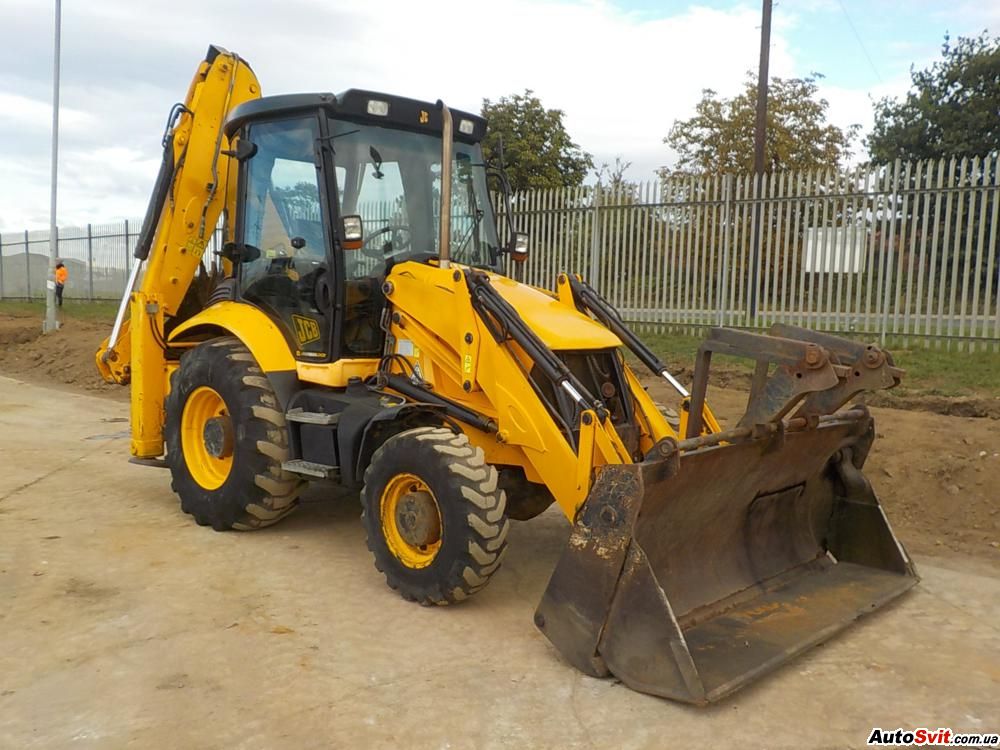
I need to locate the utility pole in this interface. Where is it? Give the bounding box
[44,0,61,333]
[748,0,771,321]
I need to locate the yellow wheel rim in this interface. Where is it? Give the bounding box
[380,472,442,569]
[181,386,234,490]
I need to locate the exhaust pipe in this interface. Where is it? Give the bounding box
[437,100,453,269]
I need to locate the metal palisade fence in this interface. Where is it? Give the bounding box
[2,155,998,351]
[498,155,1000,351]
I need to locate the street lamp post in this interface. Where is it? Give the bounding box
[44,0,61,333]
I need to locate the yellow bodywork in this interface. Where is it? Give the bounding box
[168,301,295,372]
[94,47,700,518]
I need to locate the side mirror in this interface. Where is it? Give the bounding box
[510,232,529,262]
[342,215,364,250]
[221,139,258,162]
[220,241,261,263]
[488,166,524,265]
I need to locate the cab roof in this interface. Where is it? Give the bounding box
[224,90,487,143]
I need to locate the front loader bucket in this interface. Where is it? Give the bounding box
[535,409,918,705]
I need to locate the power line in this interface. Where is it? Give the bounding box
[835,0,883,84]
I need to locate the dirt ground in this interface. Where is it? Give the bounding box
[2,311,997,563]
[1,312,999,747]
[1,376,999,749]
[0,315,124,399]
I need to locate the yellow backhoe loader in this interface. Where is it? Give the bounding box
[97,46,917,704]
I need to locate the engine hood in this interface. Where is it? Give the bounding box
[485,273,621,351]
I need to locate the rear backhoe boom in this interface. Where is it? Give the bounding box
[97,46,260,457]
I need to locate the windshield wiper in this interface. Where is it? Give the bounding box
[452,209,484,261]
[318,128,361,148]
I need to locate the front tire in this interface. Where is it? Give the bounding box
[165,337,302,531]
[361,427,509,605]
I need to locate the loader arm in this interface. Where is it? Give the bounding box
[95,46,261,458]
[380,262,634,519]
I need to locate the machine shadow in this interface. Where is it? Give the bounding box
[269,481,573,608]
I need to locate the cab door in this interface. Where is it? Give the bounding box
[237,115,334,360]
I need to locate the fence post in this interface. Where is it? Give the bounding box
[124,218,130,276]
[24,229,31,300]
[588,183,603,290]
[717,174,732,326]
[747,173,764,325]
[879,159,901,346]
[0,232,4,300]
[86,223,94,300]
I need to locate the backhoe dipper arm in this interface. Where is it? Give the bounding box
[95,45,261,458]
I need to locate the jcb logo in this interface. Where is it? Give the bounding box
[292,315,321,345]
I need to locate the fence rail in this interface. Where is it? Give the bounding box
[2,155,997,350]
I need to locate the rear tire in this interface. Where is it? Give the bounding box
[361,427,509,605]
[165,337,301,531]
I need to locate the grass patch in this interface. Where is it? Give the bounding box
[628,325,1000,399]
[887,344,1000,398]
[0,300,119,322]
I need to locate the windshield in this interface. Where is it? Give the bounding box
[330,119,500,276]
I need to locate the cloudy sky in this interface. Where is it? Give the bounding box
[0,0,997,231]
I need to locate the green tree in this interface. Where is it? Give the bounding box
[867,33,1000,300]
[662,73,859,176]
[481,90,593,192]
[868,32,1000,162]
[595,157,638,198]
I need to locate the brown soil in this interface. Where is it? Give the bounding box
[0,314,125,399]
[2,312,997,564]
[645,378,1000,565]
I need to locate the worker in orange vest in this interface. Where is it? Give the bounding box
[54,262,68,307]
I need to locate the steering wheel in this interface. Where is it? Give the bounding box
[360,224,412,259]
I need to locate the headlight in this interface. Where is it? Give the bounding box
[343,215,364,242]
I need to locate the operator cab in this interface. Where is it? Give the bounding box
[222,91,503,366]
